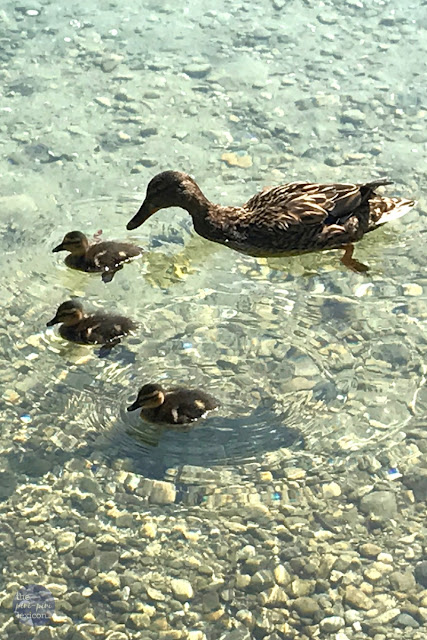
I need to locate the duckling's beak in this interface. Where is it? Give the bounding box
[46,314,60,327]
[127,399,141,412]
[52,243,65,252]
[127,202,159,230]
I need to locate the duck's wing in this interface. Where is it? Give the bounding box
[167,390,217,423]
[244,180,391,230]
[83,314,136,344]
[87,242,142,271]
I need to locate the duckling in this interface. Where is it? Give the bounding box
[127,171,415,272]
[127,383,219,425]
[53,230,143,283]
[46,300,136,353]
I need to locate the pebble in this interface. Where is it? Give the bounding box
[284,468,306,481]
[140,522,157,538]
[101,55,123,72]
[396,613,419,628]
[274,565,292,586]
[171,578,194,602]
[319,616,345,632]
[414,561,427,588]
[359,543,382,558]
[183,62,212,78]
[322,482,342,498]
[3,389,20,404]
[149,481,176,504]
[402,283,423,296]
[94,96,112,108]
[127,613,150,629]
[73,539,96,559]
[96,572,121,593]
[359,491,397,519]
[369,608,401,625]
[250,570,275,592]
[293,596,320,617]
[344,585,374,610]
[341,109,366,124]
[221,152,253,168]
[364,568,383,583]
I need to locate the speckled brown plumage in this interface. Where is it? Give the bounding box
[127,383,219,425]
[53,231,142,283]
[46,300,136,349]
[127,171,415,260]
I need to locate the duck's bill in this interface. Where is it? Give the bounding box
[127,401,140,412]
[127,202,159,230]
[46,316,59,326]
[52,243,65,252]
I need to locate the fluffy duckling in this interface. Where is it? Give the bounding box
[53,230,142,283]
[46,300,136,352]
[127,171,415,271]
[127,383,219,425]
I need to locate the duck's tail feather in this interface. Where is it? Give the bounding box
[370,197,416,229]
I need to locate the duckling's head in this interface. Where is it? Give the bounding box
[53,231,89,255]
[46,300,84,327]
[127,171,206,229]
[127,383,165,411]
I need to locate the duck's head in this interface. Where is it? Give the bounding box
[53,231,89,256]
[127,383,165,411]
[127,171,206,230]
[46,300,84,327]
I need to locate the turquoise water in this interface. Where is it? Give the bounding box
[1,0,427,637]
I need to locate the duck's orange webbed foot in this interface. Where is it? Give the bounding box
[340,244,369,273]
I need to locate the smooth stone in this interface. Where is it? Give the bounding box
[183,62,212,78]
[341,109,366,124]
[369,608,400,625]
[221,152,252,168]
[250,570,275,592]
[274,564,292,586]
[359,543,382,558]
[96,572,121,593]
[396,613,419,628]
[73,540,97,559]
[171,578,194,602]
[149,480,176,504]
[322,482,342,498]
[414,561,427,588]
[319,616,345,632]
[389,570,416,592]
[344,585,374,610]
[403,469,427,501]
[127,613,151,630]
[359,491,397,519]
[293,596,320,617]
[94,96,111,107]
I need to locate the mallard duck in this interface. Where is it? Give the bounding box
[126,171,415,271]
[127,383,219,425]
[53,230,142,283]
[46,300,136,352]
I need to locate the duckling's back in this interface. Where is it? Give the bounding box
[60,313,136,345]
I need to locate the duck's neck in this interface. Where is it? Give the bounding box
[178,184,212,220]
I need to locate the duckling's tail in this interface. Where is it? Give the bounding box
[369,197,416,229]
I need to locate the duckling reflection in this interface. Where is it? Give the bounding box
[127,383,219,426]
[53,230,142,283]
[46,300,136,354]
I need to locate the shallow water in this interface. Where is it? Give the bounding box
[2,0,427,637]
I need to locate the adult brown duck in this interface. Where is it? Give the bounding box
[126,171,415,271]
